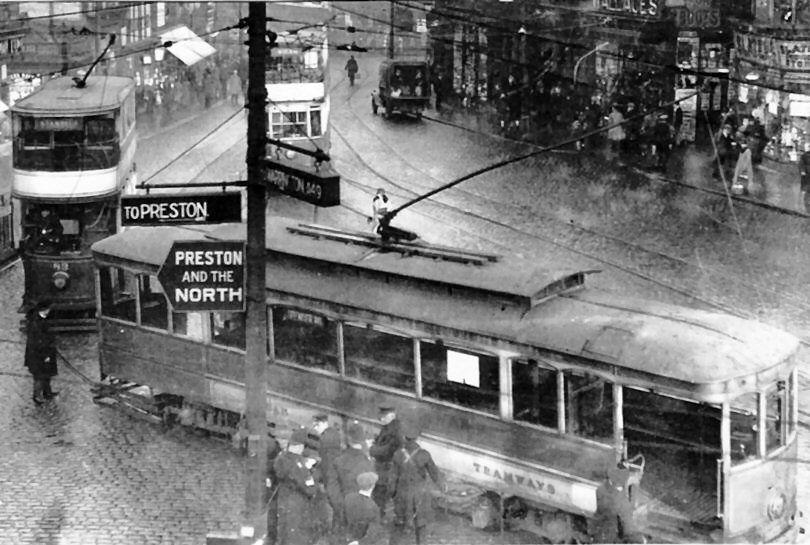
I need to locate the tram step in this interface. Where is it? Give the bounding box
[94,396,163,425]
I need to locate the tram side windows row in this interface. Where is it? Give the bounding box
[565,370,614,443]
[421,341,500,414]
[272,307,338,373]
[512,360,558,429]
[344,322,415,391]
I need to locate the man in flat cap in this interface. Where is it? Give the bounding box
[272,427,319,545]
[368,406,404,519]
[24,298,58,405]
[331,421,375,538]
[389,418,442,545]
[344,471,386,545]
[311,413,342,478]
[590,465,642,544]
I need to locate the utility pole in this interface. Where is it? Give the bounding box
[242,2,269,544]
[388,0,395,59]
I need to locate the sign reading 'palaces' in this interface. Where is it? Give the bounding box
[594,0,660,17]
[735,32,810,71]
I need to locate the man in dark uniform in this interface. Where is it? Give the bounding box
[590,466,642,544]
[714,123,737,179]
[799,143,810,211]
[389,419,442,545]
[24,298,58,405]
[368,406,403,519]
[344,472,387,545]
[330,421,374,537]
[272,428,319,545]
[311,413,342,473]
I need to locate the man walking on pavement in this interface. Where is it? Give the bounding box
[800,143,810,211]
[344,472,387,545]
[331,421,375,540]
[24,298,58,406]
[388,419,443,545]
[345,55,359,86]
[368,406,403,519]
[226,70,242,107]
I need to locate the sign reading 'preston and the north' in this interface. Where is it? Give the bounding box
[121,192,242,226]
[157,240,246,312]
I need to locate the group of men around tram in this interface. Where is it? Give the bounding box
[267,406,443,545]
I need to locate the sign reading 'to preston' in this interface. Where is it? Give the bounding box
[157,240,246,312]
[121,192,242,226]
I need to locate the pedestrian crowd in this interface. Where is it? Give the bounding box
[267,406,444,545]
[133,52,246,129]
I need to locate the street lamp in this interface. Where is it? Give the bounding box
[573,41,610,85]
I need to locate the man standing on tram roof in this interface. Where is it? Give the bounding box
[369,188,390,235]
[368,405,403,519]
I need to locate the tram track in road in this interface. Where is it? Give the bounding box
[333,92,810,330]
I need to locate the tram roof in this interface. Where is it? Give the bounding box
[12,76,134,115]
[92,220,800,396]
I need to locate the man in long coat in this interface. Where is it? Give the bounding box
[388,419,442,545]
[368,406,403,518]
[24,298,57,405]
[330,421,375,533]
[273,428,319,545]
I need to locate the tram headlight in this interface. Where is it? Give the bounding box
[52,271,69,290]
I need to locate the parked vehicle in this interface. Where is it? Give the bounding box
[372,60,430,119]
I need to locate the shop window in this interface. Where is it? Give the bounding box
[138,275,168,330]
[564,370,613,443]
[730,393,758,463]
[272,307,338,373]
[172,312,205,341]
[765,383,786,453]
[344,323,414,392]
[99,266,137,322]
[421,342,499,414]
[512,360,557,429]
[211,311,246,350]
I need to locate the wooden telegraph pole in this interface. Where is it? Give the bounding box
[242,2,269,544]
[388,0,395,59]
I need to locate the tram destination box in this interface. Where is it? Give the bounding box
[121,192,242,226]
[265,156,340,207]
[157,240,246,312]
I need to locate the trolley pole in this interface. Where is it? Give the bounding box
[242,2,269,544]
[388,0,395,59]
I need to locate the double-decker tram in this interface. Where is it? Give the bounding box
[12,76,136,330]
[265,2,330,170]
[91,218,800,543]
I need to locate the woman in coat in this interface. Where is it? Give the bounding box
[24,299,57,405]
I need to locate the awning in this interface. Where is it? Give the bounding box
[160,25,216,66]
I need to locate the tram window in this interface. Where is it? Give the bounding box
[211,311,246,350]
[272,307,338,373]
[271,110,308,138]
[511,360,557,429]
[343,323,415,391]
[420,342,499,414]
[564,371,613,443]
[173,312,205,341]
[730,393,758,463]
[99,266,137,322]
[138,275,168,330]
[765,383,786,453]
[310,108,322,137]
[788,373,796,435]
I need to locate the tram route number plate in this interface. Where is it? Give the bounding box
[121,192,242,226]
[157,240,246,312]
[265,156,340,207]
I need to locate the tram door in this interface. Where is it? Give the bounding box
[622,388,721,526]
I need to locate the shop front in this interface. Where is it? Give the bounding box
[733,29,810,162]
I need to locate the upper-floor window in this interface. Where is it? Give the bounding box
[269,106,323,139]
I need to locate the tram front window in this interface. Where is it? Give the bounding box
[13,114,119,171]
[22,202,114,254]
[99,266,137,322]
[766,382,786,453]
[420,342,499,414]
[730,393,758,463]
[564,370,613,443]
